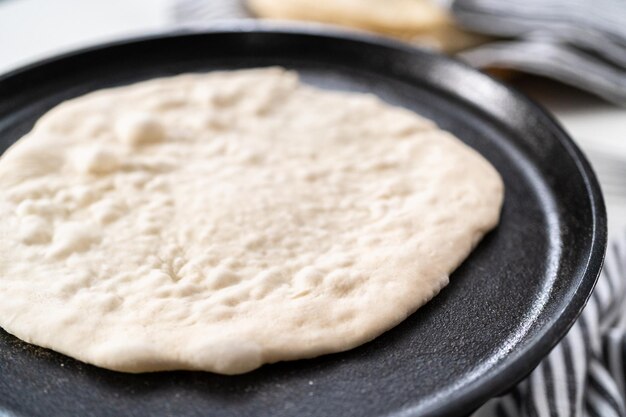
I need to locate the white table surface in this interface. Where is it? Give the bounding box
[2,0,625,235]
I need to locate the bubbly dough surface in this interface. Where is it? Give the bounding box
[0,68,503,374]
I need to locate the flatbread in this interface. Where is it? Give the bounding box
[0,68,503,374]
[389,23,490,53]
[246,0,488,52]
[247,0,448,32]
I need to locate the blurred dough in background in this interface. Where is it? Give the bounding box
[247,0,489,52]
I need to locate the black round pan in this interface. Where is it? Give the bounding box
[0,24,606,417]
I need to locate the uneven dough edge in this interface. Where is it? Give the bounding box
[0,68,504,374]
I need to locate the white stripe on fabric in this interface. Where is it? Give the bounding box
[607,330,626,398]
[549,344,573,417]
[591,270,611,318]
[587,385,621,417]
[583,298,602,355]
[530,363,552,417]
[171,0,250,23]
[606,244,624,296]
[567,324,589,417]
[613,235,626,331]
[589,360,626,416]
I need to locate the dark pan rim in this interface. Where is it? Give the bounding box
[0,22,607,417]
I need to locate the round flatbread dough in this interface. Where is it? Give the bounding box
[0,68,503,374]
[247,0,448,32]
[246,0,489,52]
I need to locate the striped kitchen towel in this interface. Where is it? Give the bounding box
[451,0,626,106]
[473,235,626,417]
[171,0,251,22]
[170,1,626,415]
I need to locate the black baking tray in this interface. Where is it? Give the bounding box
[0,24,606,417]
